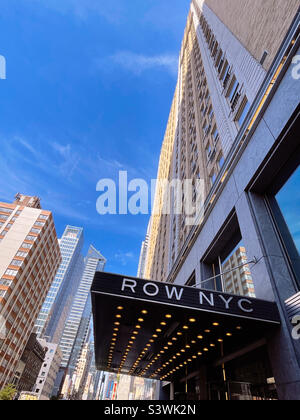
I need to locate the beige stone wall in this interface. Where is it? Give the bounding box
[203,0,299,70]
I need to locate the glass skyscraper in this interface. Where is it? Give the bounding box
[34,226,84,342]
[59,245,106,368]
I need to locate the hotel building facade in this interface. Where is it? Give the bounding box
[91,0,300,401]
[140,0,300,400]
[0,194,61,389]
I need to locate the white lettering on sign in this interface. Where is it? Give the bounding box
[121,278,256,316]
[165,285,184,301]
[143,282,159,297]
[199,291,214,307]
[218,295,233,309]
[238,298,254,313]
[122,278,137,293]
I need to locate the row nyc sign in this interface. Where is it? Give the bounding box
[91,272,280,324]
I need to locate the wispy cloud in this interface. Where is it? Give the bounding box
[51,142,81,178]
[114,251,135,266]
[98,51,179,77]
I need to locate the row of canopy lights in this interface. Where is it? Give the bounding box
[107,306,125,370]
[130,313,173,376]
[153,324,242,381]
[117,309,148,374]
[107,306,242,380]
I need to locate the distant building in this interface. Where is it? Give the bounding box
[137,219,151,278]
[222,247,255,297]
[17,333,46,393]
[54,245,106,398]
[72,341,93,400]
[59,245,106,369]
[34,339,62,400]
[35,226,84,344]
[0,194,61,388]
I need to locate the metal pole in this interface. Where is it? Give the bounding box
[193,259,256,289]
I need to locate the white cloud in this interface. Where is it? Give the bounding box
[51,142,80,178]
[100,51,179,77]
[114,251,135,266]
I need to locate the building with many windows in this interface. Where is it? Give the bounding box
[140,0,300,400]
[144,0,300,283]
[59,245,106,368]
[34,339,62,400]
[16,333,46,394]
[54,245,106,397]
[35,226,84,344]
[222,246,256,298]
[0,194,61,389]
[92,0,300,400]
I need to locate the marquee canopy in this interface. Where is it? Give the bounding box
[91,272,280,382]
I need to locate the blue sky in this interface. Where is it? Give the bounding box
[0,0,190,275]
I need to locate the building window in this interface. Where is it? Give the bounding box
[260,50,269,66]
[10,259,22,267]
[21,243,32,249]
[5,269,18,276]
[186,271,196,286]
[227,77,239,102]
[0,207,13,213]
[16,251,27,257]
[209,172,216,186]
[218,155,225,169]
[206,143,211,157]
[274,166,300,285]
[0,279,12,286]
[221,62,231,88]
[30,228,40,234]
[212,126,219,144]
[25,235,36,241]
[236,98,250,128]
[200,212,256,297]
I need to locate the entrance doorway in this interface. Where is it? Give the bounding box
[207,346,278,400]
[173,345,278,400]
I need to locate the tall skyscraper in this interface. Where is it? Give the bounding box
[144,0,300,283]
[132,0,300,400]
[53,245,106,398]
[137,219,151,278]
[0,194,61,388]
[59,245,106,368]
[35,226,84,344]
[67,298,92,377]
